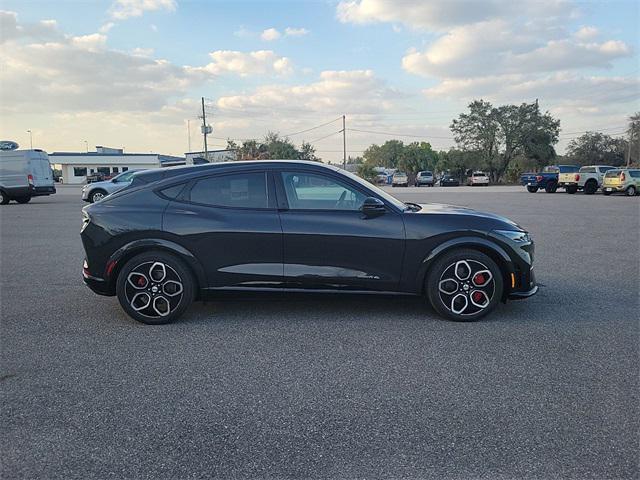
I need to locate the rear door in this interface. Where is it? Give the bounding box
[162,169,283,289]
[275,169,405,292]
[30,157,54,187]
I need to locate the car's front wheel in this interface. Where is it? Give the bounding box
[89,189,107,203]
[15,196,31,204]
[426,249,504,322]
[626,185,637,196]
[116,251,195,325]
[526,186,538,193]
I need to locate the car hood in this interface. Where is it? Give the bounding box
[411,203,522,230]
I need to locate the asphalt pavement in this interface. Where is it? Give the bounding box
[1,186,638,479]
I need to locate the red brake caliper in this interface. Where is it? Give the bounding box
[137,276,146,287]
[473,273,485,285]
[473,291,484,303]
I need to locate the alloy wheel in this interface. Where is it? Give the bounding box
[91,192,105,202]
[124,261,184,319]
[438,259,495,316]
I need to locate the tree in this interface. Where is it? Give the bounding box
[357,162,378,183]
[298,141,319,161]
[627,112,640,166]
[397,142,438,176]
[225,133,321,161]
[363,140,405,168]
[566,132,627,166]
[451,100,560,181]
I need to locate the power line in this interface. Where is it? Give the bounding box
[283,117,342,137]
[348,127,453,139]
[308,130,342,143]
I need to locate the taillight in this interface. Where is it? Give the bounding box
[574,174,580,181]
[620,172,626,181]
[535,175,543,182]
[27,174,34,185]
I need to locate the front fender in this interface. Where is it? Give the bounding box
[106,238,207,292]
[416,236,515,296]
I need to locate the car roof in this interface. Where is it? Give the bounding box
[131,160,342,184]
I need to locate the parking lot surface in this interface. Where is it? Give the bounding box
[1,186,638,479]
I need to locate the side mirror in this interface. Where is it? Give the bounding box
[361,197,385,217]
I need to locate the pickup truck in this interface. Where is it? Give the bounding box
[520,164,579,193]
[558,165,616,194]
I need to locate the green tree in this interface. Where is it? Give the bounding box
[451,100,560,181]
[363,140,405,168]
[298,141,319,161]
[398,141,438,176]
[357,162,378,183]
[566,132,627,166]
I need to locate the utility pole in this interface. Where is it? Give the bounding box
[342,115,346,169]
[201,97,208,160]
[627,128,633,168]
[27,130,33,149]
[187,120,192,153]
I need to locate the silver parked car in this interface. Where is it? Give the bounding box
[82,169,140,203]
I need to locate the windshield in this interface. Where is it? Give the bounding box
[339,169,407,211]
[473,172,486,177]
[420,171,432,176]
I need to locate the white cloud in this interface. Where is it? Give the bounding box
[337,0,575,31]
[0,10,62,43]
[193,50,293,77]
[284,27,309,37]
[70,33,108,50]
[402,21,632,78]
[99,22,115,33]
[233,26,252,38]
[261,28,281,41]
[574,26,599,40]
[216,70,401,116]
[109,0,176,20]
[261,26,310,41]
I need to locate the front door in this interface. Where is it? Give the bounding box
[276,170,405,292]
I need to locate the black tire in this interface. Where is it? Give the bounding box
[526,186,538,193]
[566,185,578,194]
[0,190,9,205]
[15,196,31,204]
[626,185,637,196]
[89,189,108,203]
[426,249,504,322]
[584,181,597,195]
[545,181,558,193]
[602,190,612,196]
[116,251,195,325]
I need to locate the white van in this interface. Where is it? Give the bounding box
[0,149,56,204]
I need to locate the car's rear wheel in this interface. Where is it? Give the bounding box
[15,196,31,204]
[584,181,597,195]
[545,181,557,193]
[526,186,538,193]
[566,185,578,194]
[626,185,637,196]
[116,251,195,325]
[426,249,504,322]
[89,189,107,203]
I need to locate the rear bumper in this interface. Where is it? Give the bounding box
[602,185,625,192]
[33,185,56,196]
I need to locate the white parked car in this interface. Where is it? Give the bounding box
[82,169,141,203]
[469,171,490,186]
[392,171,409,187]
[558,165,616,194]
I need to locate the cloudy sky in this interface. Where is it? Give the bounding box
[1,0,638,161]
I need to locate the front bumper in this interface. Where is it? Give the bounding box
[508,285,538,299]
[83,260,113,296]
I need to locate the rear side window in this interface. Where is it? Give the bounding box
[189,172,268,209]
[629,170,640,178]
[557,165,579,173]
[579,166,596,173]
[159,183,187,199]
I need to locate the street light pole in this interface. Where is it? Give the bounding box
[27,130,33,149]
[83,140,88,153]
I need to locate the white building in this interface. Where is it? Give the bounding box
[185,149,237,165]
[50,146,185,184]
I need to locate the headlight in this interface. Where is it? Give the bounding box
[494,229,531,243]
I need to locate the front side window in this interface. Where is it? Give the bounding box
[189,172,268,209]
[281,172,366,211]
[114,171,135,183]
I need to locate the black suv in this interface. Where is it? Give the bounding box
[81,161,537,324]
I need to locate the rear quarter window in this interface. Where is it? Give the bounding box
[629,170,640,178]
[188,172,268,209]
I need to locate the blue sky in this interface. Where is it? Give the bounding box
[1,0,638,160]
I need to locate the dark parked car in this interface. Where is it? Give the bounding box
[81,161,537,324]
[439,175,460,187]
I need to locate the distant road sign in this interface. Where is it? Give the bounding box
[201,125,212,134]
[0,140,19,151]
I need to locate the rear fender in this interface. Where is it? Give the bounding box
[417,236,515,300]
[105,238,207,295]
